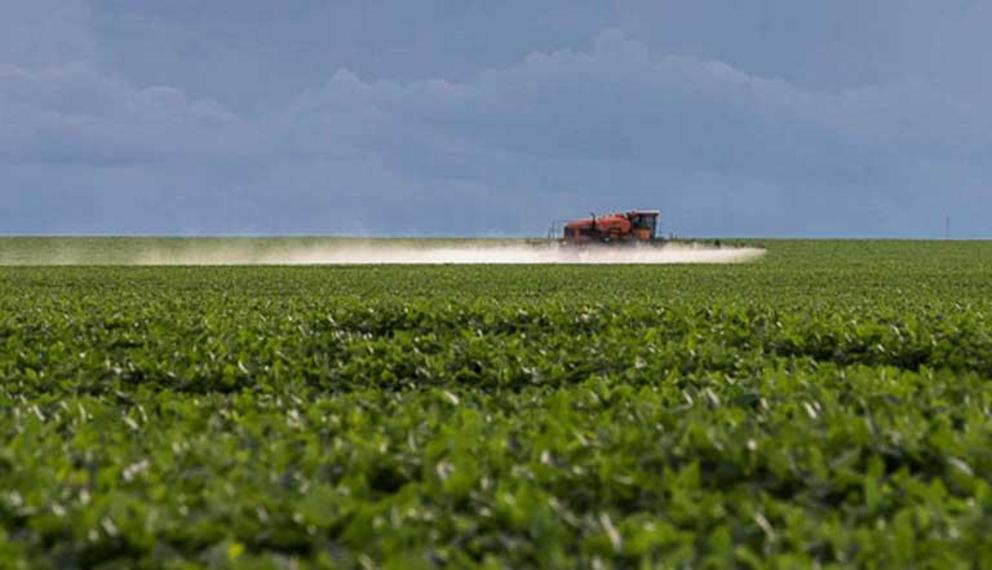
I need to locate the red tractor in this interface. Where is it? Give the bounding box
[562,210,661,244]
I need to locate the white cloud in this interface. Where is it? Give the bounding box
[279,31,989,208]
[1,27,989,236]
[0,63,251,163]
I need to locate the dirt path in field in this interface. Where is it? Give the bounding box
[135,243,765,265]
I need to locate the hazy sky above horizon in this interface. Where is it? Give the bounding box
[2,0,990,237]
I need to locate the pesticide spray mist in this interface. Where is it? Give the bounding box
[1,239,765,265]
[133,242,765,265]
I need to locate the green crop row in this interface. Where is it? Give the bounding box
[2,240,992,568]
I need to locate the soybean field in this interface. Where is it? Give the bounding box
[2,239,992,568]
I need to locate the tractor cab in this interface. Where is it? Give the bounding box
[626,210,660,241]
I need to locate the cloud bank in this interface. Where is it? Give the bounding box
[1,2,990,237]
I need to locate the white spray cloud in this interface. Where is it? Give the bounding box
[130,242,765,266]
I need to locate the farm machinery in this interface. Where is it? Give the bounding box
[556,210,662,245]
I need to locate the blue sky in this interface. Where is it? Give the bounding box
[2,0,990,237]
